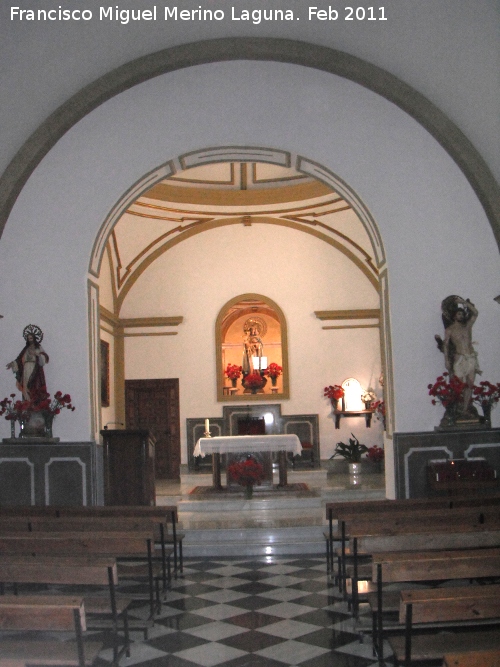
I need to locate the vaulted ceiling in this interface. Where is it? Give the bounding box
[103,161,378,311]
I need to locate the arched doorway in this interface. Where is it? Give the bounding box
[89,148,390,464]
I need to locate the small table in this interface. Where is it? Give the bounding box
[194,434,302,490]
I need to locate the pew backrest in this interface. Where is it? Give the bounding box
[372,547,500,583]
[400,584,500,624]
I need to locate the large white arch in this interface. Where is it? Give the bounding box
[0,59,498,465]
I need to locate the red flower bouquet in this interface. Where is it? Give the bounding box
[472,381,500,409]
[0,390,75,421]
[366,445,384,463]
[242,372,266,390]
[227,457,265,488]
[428,373,467,408]
[264,363,282,379]
[225,364,242,380]
[324,385,344,401]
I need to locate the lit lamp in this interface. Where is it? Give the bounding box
[341,378,364,412]
[252,356,268,371]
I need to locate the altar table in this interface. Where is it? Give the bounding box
[193,434,302,490]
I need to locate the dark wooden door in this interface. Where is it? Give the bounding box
[125,379,180,480]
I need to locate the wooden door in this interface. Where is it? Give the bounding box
[125,379,180,480]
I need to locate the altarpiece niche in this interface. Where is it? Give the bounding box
[215,294,289,402]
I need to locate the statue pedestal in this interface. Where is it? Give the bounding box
[0,440,102,506]
[2,437,60,444]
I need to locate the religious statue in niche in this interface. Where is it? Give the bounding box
[434,295,482,426]
[242,317,267,393]
[6,324,49,400]
[242,318,265,374]
[217,294,288,401]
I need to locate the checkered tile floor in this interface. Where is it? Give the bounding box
[95,556,389,667]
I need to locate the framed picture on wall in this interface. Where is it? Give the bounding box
[100,340,110,407]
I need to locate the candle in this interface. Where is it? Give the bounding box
[205,419,210,434]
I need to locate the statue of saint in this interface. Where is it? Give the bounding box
[242,323,264,374]
[435,296,481,416]
[6,325,49,400]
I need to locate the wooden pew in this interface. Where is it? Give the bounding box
[27,515,173,590]
[388,585,500,667]
[443,649,500,667]
[0,595,103,667]
[338,506,500,596]
[368,547,500,662]
[0,555,131,664]
[0,531,161,619]
[327,498,500,582]
[54,504,185,578]
[324,494,500,573]
[347,518,500,616]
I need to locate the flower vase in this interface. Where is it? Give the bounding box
[348,462,362,475]
[231,378,237,388]
[271,376,277,387]
[44,412,54,438]
[438,403,461,429]
[482,404,492,425]
[244,485,253,499]
[10,420,16,439]
[18,417,29,438]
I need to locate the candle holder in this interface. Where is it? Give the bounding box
[204,430,212,438]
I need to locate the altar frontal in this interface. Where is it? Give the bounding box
[194,434,302,490]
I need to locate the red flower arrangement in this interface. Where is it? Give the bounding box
[472,381,500,408]
[264,363,282,379]
[225,364,242,380]
[243,372,266,389]
[428,373,467,408]
[0,390,75,422]
[227,457,265,488]
[366,445,384,463]
[324,385,344,401]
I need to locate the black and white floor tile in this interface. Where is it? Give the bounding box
[94,556,391,667]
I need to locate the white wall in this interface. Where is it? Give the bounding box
[1,1,498,182]
[0,61,499,448]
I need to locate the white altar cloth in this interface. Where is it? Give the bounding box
[193,434,302,458]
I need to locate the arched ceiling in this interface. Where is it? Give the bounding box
[102,160,379,312]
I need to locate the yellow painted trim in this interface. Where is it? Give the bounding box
[100,306,120,327]
[124,331,178,337]
[315,309,380,321]
[114,325,125,427]
[143,179,331,206]
[120,316,183,328]
[322,324,380,330]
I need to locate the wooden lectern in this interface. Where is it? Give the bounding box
[101,429,156,505]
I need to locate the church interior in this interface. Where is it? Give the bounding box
[0,2,499,665]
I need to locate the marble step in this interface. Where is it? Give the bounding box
[181,525,326,557]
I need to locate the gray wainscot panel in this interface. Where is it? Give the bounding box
[0,441,103,506]
[393,428,500,498]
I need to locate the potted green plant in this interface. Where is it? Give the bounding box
[330,433,368,474]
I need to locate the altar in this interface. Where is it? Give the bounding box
[193,434,302,490]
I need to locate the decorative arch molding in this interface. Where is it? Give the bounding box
[88,146,393,434]
[1,37,499,249]
[90,147,383,313]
